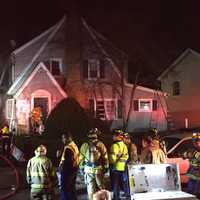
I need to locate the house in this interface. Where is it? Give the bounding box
[4,13,168,134]
[158,48,200,129]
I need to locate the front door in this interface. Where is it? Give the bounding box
[33,97,48,122]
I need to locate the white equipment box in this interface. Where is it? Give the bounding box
[128,164,197,200]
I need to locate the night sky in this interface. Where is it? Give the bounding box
[0,0,199,87]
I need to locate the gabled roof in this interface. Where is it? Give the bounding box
[8,15,159,96]
[14,62,67,98]
[8,16,66,95]
[157,48,200,80]
[8,15,127,95]
[82,18,128,77]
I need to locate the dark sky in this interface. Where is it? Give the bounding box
[0,0,199,86]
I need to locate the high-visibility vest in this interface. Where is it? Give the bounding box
[60,141,80,167]
[109,141,128,171]
[26,155,55,189]
[187,150,200,180]
[190,151,200,168]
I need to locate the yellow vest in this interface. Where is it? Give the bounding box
[109,141,128,171]
[60,141,80,167]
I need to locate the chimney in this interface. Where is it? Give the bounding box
[63,1,88,107]
[64,0,81,82]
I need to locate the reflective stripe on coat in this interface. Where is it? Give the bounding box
[60,141,80,168]
[26,155,55,189]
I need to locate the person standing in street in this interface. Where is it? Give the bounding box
[122,132,138,198]
[79,128,109,200]
[185,132,200,198]
[59,132,80,200]
[0,124,11,158]
[26,145,56,200]
[109,129,129,200]
[140,136,166,164]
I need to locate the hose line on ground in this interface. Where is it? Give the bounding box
[0,155,20,200]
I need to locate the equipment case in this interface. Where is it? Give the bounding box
[128,164,197,200]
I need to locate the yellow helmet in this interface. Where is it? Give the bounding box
[35,145,47,156]
[192,132,200,141]
[113,129,124,140]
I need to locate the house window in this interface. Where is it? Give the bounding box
[89,98,121,120]
[88,59,100,79]
[83,59,105,79]
[139,99,152,112]
[45,58,62,76]
[6,99,15,119]
[173,81,180,95]
[133,99,158,112]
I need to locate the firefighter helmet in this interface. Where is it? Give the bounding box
[192,132,200,142]
[112,129,124,140]
[123,132,130,138]
[35,145,47,156]
[87,128,99,139]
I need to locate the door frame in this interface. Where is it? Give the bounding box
[31,89,51,115]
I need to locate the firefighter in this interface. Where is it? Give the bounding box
[26,145,56,200]
[123,132,138,164]
[59,132,80,200]
[186,132,200,198]
[122,132,138,198]
[150,128,167,155]
[79,128,109,200]
[109,129,129,200]
[140,136,166,164]
[0,124,11,158]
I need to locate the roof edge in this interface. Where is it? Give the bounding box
[13,15,66,55]
[158,48,200,80]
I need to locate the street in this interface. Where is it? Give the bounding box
[0,165,88,200]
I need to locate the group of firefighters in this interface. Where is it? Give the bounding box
[1,126,200,199]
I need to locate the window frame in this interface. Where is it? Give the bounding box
[88,59,100,80]
[49,58,62,76]
[6,98,15,119]
[172,81,180,96]
[138,99,153,112]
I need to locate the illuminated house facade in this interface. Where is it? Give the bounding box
[6,15,167,133]
[158,48,200,129]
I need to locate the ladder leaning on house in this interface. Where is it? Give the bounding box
[153,90,176,131]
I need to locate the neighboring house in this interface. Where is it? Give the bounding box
[158,48,200,129]
[5,14,167,134]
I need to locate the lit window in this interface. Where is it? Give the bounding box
[139,99,152,112]
[88,59,100,79]
[173,81,180,96]
[45,58,62,76]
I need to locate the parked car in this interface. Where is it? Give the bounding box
[166,136,194,185]
[163,131,194,151]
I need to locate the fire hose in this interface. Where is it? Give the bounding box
[0,155,20,200]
